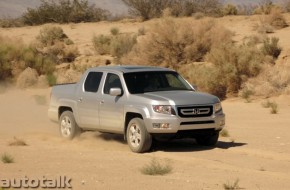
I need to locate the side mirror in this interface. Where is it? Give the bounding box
[109,88,122,96]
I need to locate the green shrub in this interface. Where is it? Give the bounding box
[22,0,110,25]
[46,73,57,86]
[240,88,254,102]
[261,37,281,59]
[262,100,278,114]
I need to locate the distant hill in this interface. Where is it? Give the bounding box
[0,0,285,19]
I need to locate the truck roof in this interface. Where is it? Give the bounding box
[88,65,174,73]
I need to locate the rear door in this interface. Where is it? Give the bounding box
[77,71,103,129]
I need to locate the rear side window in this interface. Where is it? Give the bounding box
[84,72,103,93]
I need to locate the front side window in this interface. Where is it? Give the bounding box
[124,71,193,94]
[84,72,103,93]
[103,73,123,94]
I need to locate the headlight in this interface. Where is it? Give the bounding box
[214,103,222,113]
[152,105,176,115]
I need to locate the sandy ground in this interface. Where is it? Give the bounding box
[0,87,290,190]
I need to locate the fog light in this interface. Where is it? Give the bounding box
[153,123,170,129]
[219,120,225,126]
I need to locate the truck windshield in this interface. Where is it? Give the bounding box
[124,71,193,94]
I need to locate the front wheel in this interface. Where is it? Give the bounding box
[126,118,152,153]
[59,111,80,140]
[196,131,219,146]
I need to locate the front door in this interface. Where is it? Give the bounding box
[99,73,125,133]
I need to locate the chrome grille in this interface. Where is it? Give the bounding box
[177,105,213,118]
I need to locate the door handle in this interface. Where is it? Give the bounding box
[78,97,83,102]
[100,100,104,104]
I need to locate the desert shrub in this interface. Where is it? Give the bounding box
[141,158,172,176]
[22,0,110,25]
[261,37,281,59]
[92,35,111,55]
[8,137,27,146]
[138,27,146,36]
[239,88,254,102]
[110,34,137,59]
[223,179,240,190]
[93,32,137,59]
[237,4,258,15]
[193,12,205,19]
[267,8,288,29]
[122,0,222,20]
[285,0,290,12]
[122,0,173,20]
[122,18,232,70]
[110,27,120,36]
[222,4,238,16]
[46,73,57,86]
[220,129,230,137]
[36,26,79,63]
[262,100,278,114]
[254,0,276,14]
[1,153,14,164]
[205,42,264,94]
[241,64,290,97]
[37,26,69,46]
[0,18,24,28]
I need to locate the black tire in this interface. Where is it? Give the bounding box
[196,131,219,146]
[59,111,80,140]
[126,118,152,153]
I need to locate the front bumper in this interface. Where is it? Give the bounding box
[144,111,225,133]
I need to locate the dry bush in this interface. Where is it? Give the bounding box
[37,26,69,46]
[22,0,110,25]
[93,32,137,60]
[261,37,282,59]
[141,158,172,176]
[36,25,79,63]
[182,41,264,98]
[254,0,276,14]
[267,8,288,29]
[222,4,238,16]
[16,67,39,88]
[8,137,27,146]
[241,64,290,97]
[92,35,111,55]
[122,18,232,70]
[0,18,24,28]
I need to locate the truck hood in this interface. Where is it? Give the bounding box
[139,91,219,105]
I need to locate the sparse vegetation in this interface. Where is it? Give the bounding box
[240,88,254,103]
[222,4,238,15]
[141,158,172,176]
[262,100,279,114]
[93,31,137,61]
[8,137,28,146]
[261,37,282,59]
[110,27,120,36]
[223,179,241,190]
[22,0,110,25]
[1,153,14,164]
[220,129,230,137]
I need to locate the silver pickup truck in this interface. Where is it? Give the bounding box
[48,66,225,153]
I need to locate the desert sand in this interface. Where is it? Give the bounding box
[1,15,290,190]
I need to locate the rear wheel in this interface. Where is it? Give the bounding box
[196,131,219,146]
[59,111,80,140]
[126,118,152,153]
